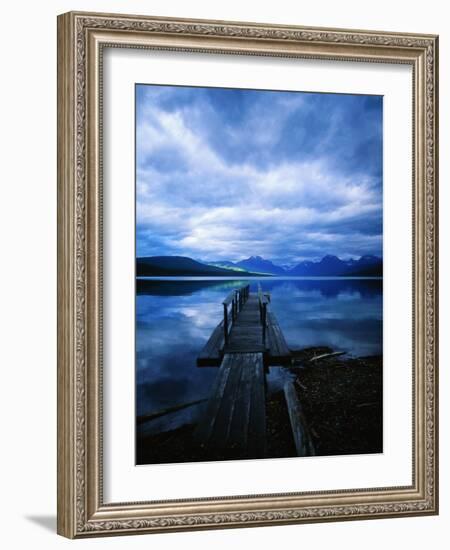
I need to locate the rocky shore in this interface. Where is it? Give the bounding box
[288,346,382,456]
[136,346,382,465]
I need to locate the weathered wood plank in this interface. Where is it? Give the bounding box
[247,355,266,457]
[196,353,266,457]
[208,355,244,449]
[194,357,233,442]
[266,311,291,365]
[283,381,315,456]
[227,354,256,451]
[197,320,225,366]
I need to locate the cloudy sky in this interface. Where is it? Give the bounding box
[136,84,382,266]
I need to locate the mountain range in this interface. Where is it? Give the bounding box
[136,256,267,277]
[210,255,382,276]
[137,254,383,277]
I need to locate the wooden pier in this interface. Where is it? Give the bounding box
[195,284,297,458]
[197,284,291,367]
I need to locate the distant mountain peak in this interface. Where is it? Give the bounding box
[235,255,285,275]
[290,254,382,276]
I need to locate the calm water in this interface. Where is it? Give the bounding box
[136,277,382,435]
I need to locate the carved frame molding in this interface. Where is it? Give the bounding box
[57,11,438,538]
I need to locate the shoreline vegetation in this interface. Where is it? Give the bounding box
[136,254,383,278]
[136,346,382,465]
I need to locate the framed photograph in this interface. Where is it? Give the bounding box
[57,11,439,538]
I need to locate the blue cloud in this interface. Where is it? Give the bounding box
[136,84,383,264]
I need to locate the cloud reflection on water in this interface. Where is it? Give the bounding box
[136,277,382,431]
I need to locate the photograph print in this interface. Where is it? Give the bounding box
[135,83,383,465]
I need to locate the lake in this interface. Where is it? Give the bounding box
[136,277,382,437]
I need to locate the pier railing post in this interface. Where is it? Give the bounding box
[242,284,249,304]
[223,303,228,345]
[262,303,267,344]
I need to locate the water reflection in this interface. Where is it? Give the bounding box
[136,277,382,433]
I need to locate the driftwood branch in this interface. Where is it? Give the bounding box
[309,351,347,362]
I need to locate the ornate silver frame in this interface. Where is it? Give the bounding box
[57,11,439,538]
